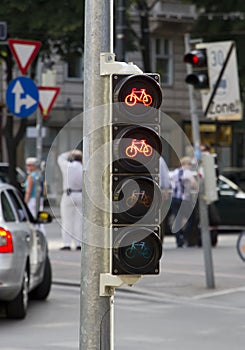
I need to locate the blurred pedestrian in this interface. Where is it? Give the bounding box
[58,150,83,250]
[24,157,44,216]
[170,156,198,247]
[159,156,171,200]
[200,143,211,152]
[159,156,171,241]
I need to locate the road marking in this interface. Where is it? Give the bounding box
[192,286,245,300]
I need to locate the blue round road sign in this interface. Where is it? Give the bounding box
[6,76,39,118]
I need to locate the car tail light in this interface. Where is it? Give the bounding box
[0,227,13,253]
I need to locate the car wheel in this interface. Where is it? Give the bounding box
[29,256,52,300]
[6,268,29,319]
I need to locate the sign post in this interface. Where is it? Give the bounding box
[7,39,60,216]
[35,65,60,214]
[184,34,215,289]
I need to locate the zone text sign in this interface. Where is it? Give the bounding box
[197,41,242,121]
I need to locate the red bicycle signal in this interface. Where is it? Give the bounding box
[125,139,153,158]
[125,88,153,107]
[111,74,162,121]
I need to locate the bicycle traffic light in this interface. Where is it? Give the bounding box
[184,49,210,90]
[110,73,163,275]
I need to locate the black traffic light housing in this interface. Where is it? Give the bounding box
[184,49,210,90]
[110,73,163,275]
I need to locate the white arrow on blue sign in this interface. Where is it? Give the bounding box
[6,76,39,118]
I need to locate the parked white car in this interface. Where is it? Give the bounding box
[0,183,52,319]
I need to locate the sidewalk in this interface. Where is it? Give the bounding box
[45,213,245,299]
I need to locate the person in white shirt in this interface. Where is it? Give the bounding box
[57,150,83,250]
[170,156,198,247]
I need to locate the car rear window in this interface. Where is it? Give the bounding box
[6,190,28,222]
[1,192,15,222]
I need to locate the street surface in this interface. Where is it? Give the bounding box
[0,284,80,350]
[0,215,244,350]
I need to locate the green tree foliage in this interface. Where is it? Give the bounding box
[122,0,160,71]
[0,0,84,58]
[0,0,84,186]
[188,0,245,94]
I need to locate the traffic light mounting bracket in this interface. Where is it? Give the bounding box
[99,273,141,296]
[100,52,143,76]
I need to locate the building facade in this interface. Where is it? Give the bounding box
[1,0,244,202]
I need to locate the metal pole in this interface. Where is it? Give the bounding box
[35,108,42,215]
[80,1,113,349]
[115,0,126,61]
[65,98,72,150]
[184,33,215,289]
[35,59,42,216]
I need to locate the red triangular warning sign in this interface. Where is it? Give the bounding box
[38,87,60,119]
[8,38,41,75]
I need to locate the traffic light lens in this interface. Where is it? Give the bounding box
[123,237,154,268]
[113,125,162,173]
[112,74,162,119]
[184,53,199,65]
[185,71,209,89]
[183,49,207,67]
[113,227,162,274]
[113,176,162,223]
[192,55,199,64]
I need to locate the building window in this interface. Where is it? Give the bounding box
[152,38,173,85]
[65,54,83,80]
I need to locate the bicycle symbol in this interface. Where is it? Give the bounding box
[125,88,153,107]
[126,190,151,208]
[125,139,153,158]
[125,241,151,259]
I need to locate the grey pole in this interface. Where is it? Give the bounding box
[115,0,126,61]
[35,59,42,216]
[80,1,113,349]
[184,33,215,289]
[35,108,42,216]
